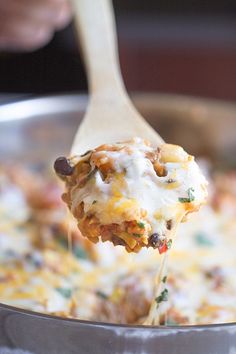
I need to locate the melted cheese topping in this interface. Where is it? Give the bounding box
[5,163,234,327]
[64,138,208,252]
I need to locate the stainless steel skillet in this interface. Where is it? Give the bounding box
[0,93,236,354]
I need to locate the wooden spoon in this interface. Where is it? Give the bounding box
[71,0,163,155]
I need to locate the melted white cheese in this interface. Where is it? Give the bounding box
[72,138,208,236]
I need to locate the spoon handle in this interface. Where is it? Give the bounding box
[73,0,124,99]
[71,0,163,155]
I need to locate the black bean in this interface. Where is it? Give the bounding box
[166,219,172,230]
[148,233,161,248]
[54,157,74,176]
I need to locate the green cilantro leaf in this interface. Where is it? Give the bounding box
[137,222,145,229]
[195,233,214,247]
[56,287,72,299]
[155,288,168,304]
[178,187,195,203]
[133,233,142,238]
[73,245,88,260]
[167,239,172,249]
[162,276,167,283]
[96,290,108,300]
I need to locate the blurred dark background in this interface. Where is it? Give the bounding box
[1,0,236,100]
